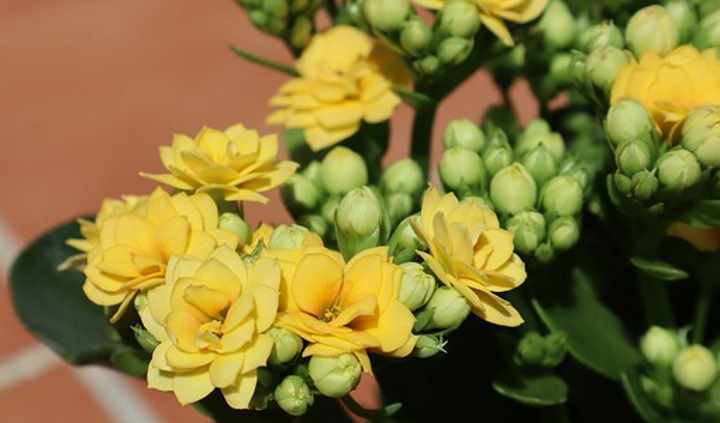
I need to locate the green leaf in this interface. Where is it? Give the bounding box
[620,368,667,423]
[110,346,150,378]
[393,86,434,109]
[679,199,720,228]
[9,218,119,364]
[228,45,299,77]
[630,257,689,281]
[532,268,641,380]
[492,373,568,407]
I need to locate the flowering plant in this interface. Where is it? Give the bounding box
[9,0,720,421]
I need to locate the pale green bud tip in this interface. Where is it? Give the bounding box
[542,175,583,217]
[413,335,447,359]
[616,140,653,176]
[631,170,659,201]
[543,333,568,367]
[657,150,702,192]
[308,354,362,398]
[320,146,368,195]
[665,1,698,43]
[336,187,382,236]
[539,0,577,50]
[681,105,720,167]
[693,9,720,50]
[443,119,485,152]
[586,47,631,95]
[439,1,480,38]
[483,145,514,176]
[275,375,314,416]
[269,224,312,249]
[580,22,624,52]
[427,286,471,330]
[626,5,679,57]
[548,216,580,251]
[521,146,558,187]
[400,18,432,55]
[381,159,424,197]
[268,327,303,365]
[131,325,159,354]
[516,123,565,162]
[298,214,328,239]
[516,332,545,366]
[399,262,436,311]
[302,160,323,185]
[640,326,680,367]
[388,215,426,263]
[385,192,414,226]
[534,242,555,263]
[507,211,546,255]
[605,99,655,146]
[673,345,718,391]
[490,164,538,215]
[549,53,573,85]
[438,37,473,65]
[416,55,440,74]
[363,0,410,32]
[219,213,252,246]
[321,196,341,224]
[440,147,487,192]
[283,174,322,213]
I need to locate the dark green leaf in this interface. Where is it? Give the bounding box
[492,373,568,407]
[110,346,149,378]
[228,45,298,76]
[630,257,689,281]
[679,199,720,228]
[620,368,667,423]
[9,218,119,364]
[393,86,434,109]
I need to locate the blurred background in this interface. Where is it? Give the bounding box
[0,1,537,421]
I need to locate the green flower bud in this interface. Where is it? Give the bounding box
[548,216,580,251]
[693,9,720,49]
[308,354,362,397]
[515,331,545,366]
[483,144,514,176]
[698,0,720,16]
[542,333,568,367]
[516,123,565,162]
[269,224,314,249]
[541,175,583,217]
[631,170,659,201]
[616,140,654,176]
[521,146,559,187]
[524,118,551,138]
[336,186,389,259]
[426,286,471,330]
[263,0,289,18]
[437,37,473,65]
[275,375,314,416]
[385,192,414,226]
[605,99,656,146]
[585,47,632,96]
[388,215,427,263]
[579,21,624,52]
[283,174,322,215]
[298,214,329,239]
[614,172,633,194]
[549,53,573,85]
[490,164,538,215]
[290,16,313,49]
[439,147,487,193]
[681,105,720,167]
[302,160,323,186]
[268,327,304,366]
[443,119,485,152]
[381,158,424,197]
[640,326,680,367]
[665,0,698,43]
[401,18,432,55]
[506,211,546,255]
[463,195,495,211]
[416,55,440,74]
[363,0,411,32]
[673,345,718,391]
[413,335,447,358]
[321,195,341,224]
[399,262,436,311]
[218,212,252,247]
[538,0,577,50]
[438,0,481,38]
[626,5,679,57]
[320,146,368,195]
[534,242,555,263]
[657,149,702,192]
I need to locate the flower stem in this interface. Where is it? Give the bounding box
[228,45,299,76]
[410,102,438,178]
[639,274,675,328]
[693,286,712,344]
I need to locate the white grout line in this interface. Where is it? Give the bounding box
[0,217,161,423]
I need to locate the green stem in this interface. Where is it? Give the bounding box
[693,286,712,344]
[340,395,397,423]
[228,45,299,76]
[639,273,675,328]
[410,103,438,178]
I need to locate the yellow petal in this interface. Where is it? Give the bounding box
[147,366,173,392]
[156,216,191,260]
[480,14,514,46]
[221,319,255,352]
[223,294,254,333]
[221,370,257,410]
[193,259,242,300]
[166,345,216,370]
[253,285,279,333]
[183,285,230,319]
[82,280,127,306]
[173,368,215,405]
[366,301,415,353]
[241,334,274,372]
[472,289,524,327]
[209,352,244,388]
[291,252,344,317]
[166,311,202,352]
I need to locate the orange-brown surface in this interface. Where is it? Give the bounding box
[0,1,537,421]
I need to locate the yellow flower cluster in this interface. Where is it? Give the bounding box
[267,26,411,151]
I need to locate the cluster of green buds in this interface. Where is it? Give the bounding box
[439,118,589,262]
[380,158,425,226]
[513,331,567,368]
[235,0,323,51]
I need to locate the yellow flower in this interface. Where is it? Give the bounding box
[411,186,526,327]
[414,0,549,46]
[668,223,720,252]
[141,124,298,203]
[267,26,411,151]
[141,246,281,408]
[82,188,239,322]
[611,46,720,138]
[266,246,416,372]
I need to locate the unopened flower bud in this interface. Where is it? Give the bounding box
[657,149,702,192]
[640,326,680,367]
[516,122,565,162]
[308,354,362,397]
[289,16,313,49]
[426,286,471,330]
[605,99,656,146]
[614,172,633,194]
[263,0,289,18]
[399,262,436,311]
[698,0,720,16]
[665,0,698,43]
[438,1,481,38]
[381,158,424,197]
[283,174,322,215]
[298,214,329,239]
[549,53,573,85]
[681,105,720,167]
[490,164,538,215]
[439,147,487,193]
[413,335,447,358]
[443,119,485,152]
[131,296,160,354]
[515,331,545,366]
[389,215,427,263]
[585,47,632,96]
[302,160,323,186]
[363,0,411,32]
[693,9,720,49]
[321,195,341,224]
[579,22,624,52]
[336,186,388,259]
[631,170,659,201]
[437,37,473,65]
[542,333,568,367]
[506,211,546,255]
[218,212,252,247]
[268,327,304,366]
[534,242,555,263]
[616,140,654,176]
[483,144,514,176]
[275,375,314,416]
[320,146,368,195]
[673,345,718,391]
[401,17,432,55]
[385,192,414,226]
[541,175,584,217]
[269,224,315,249]
[626,5,679,57]
[416,55,440,74]
[538,0,577,50]
[548,216,580,251]
[521,145,559,187]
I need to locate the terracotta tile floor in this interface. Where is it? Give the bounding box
[0,1,537,421]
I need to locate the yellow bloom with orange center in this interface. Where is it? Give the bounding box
[82,188,239,322]
[265,246,416,372]
[267,26,411,151]
[414,0,549,46]
[141,246,281,409]
[141,124,298,203]
[411,186,526,327]
[611,46,720,138]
